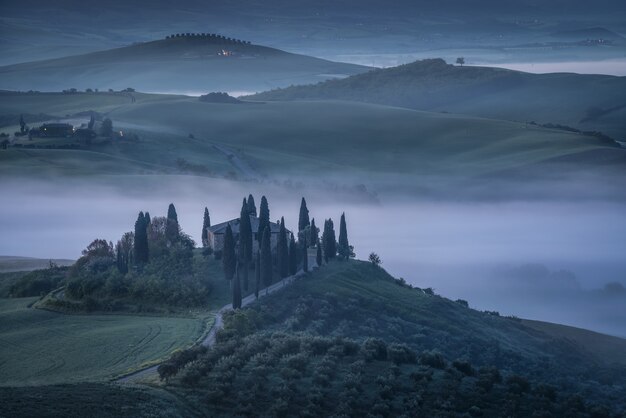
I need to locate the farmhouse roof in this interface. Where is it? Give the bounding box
[208,215,283,235]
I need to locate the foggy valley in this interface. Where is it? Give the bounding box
[0,0,625,417]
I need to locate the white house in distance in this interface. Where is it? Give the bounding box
[206,215,290,254]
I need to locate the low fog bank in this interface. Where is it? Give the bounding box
[1,178,624,336]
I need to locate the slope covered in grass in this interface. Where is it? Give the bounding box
[249,59,626,138]
[0,297,206,386]
[2,92,623,198]
[0,37,368,93]
[155,260,625,416]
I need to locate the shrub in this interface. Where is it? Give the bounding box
[387,343,417,364]
[453,359,475,376]
[362,338,387,361]
[507,374,531,394]
[419,350,446,369]
[455,299,469,308]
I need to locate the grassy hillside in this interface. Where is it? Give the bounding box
[0,383,198,418]
[522,319,626,366]
[0,256,74,273]
[154,260,625,416]
[1,92,623,199]
[249,59,626,138]
[0,297,208,386]
[0,37,368,93]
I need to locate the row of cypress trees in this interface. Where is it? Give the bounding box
[220,196,352,309]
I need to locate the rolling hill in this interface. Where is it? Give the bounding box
[1,91,624,199]
[249,59,626,138]
[0,36,369,94]
[1,260,625,416]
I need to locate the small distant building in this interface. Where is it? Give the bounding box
[207,215,288,254]
[39,123,74,137]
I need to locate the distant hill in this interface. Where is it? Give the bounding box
[249,59,626,138]
[550,27,626,42]
[0,36,369,94]
[0,256,74,273]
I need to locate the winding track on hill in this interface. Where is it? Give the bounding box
[117,261,313,383]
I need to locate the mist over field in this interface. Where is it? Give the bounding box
[2,178,624,336]
[2,0,626,414]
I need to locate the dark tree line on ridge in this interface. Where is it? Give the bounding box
[165,33,251,45]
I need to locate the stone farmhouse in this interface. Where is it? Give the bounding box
[207,215,290,254]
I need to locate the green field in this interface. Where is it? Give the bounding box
[0,297,209,386]
[1,91,616,194]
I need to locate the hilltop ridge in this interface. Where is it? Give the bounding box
[0,35,369,94]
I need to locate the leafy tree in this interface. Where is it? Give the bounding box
[247,194,257,217]
[134,212,149,264]
[201,207,211,247]
[239,198,252,291]
[316,242,322,267]
[310,218,319,247]
[337,212,352,260]
[223,224,236,282]
[257,196,270,242]
[369,252,381,267]
[289,234,297,275]
[260,227,272,294]
[277,217,289,278]
[456,57,465,66]
[298,197,310,234]
[82,239,115,258]
[322,219,337,262]
[255,250,261,299]
[166,203,180,244]
[100,118,113,137]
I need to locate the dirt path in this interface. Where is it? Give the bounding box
[211,143,259,179]
[117,259,315,383]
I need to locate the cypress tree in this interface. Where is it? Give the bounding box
[134,212,149,264]
[260,227,272,294]
[19,114,26,134]
[298,197,310,233]
[310,218,319,247]
[316,242,322,267]
[166,203,179,243]
[257,196,270,243]
[233,264,242,309]
[289,234,297,276]
[167,203,178,223]
[144,212,151,225]
[322,219,336,262]
[247,194,257,217]
[223,224,236,283]
[277,217,289,278]
[302,241,309,272]
[255,250,261,299]
[239,198,252,291]
[337,212,350,260]
[201,207,210,247]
